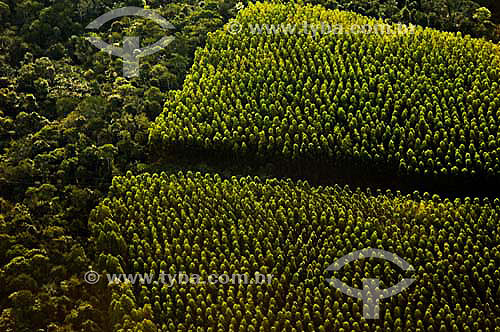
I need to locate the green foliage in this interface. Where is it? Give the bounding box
[312,0,500,40]
[90,171,500,331]
[0,200,112,331]
[0,0,499,331]
[151,2,500,179]
[0,1,10,19]
[0,1,242,330]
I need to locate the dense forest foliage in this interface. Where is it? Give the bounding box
[151,3,500,181]
[91,171,500,331]
[0,0,499,331]
[313,0,500,40]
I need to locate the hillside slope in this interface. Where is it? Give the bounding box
[150,3,500,186]
[90,171,500,331]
